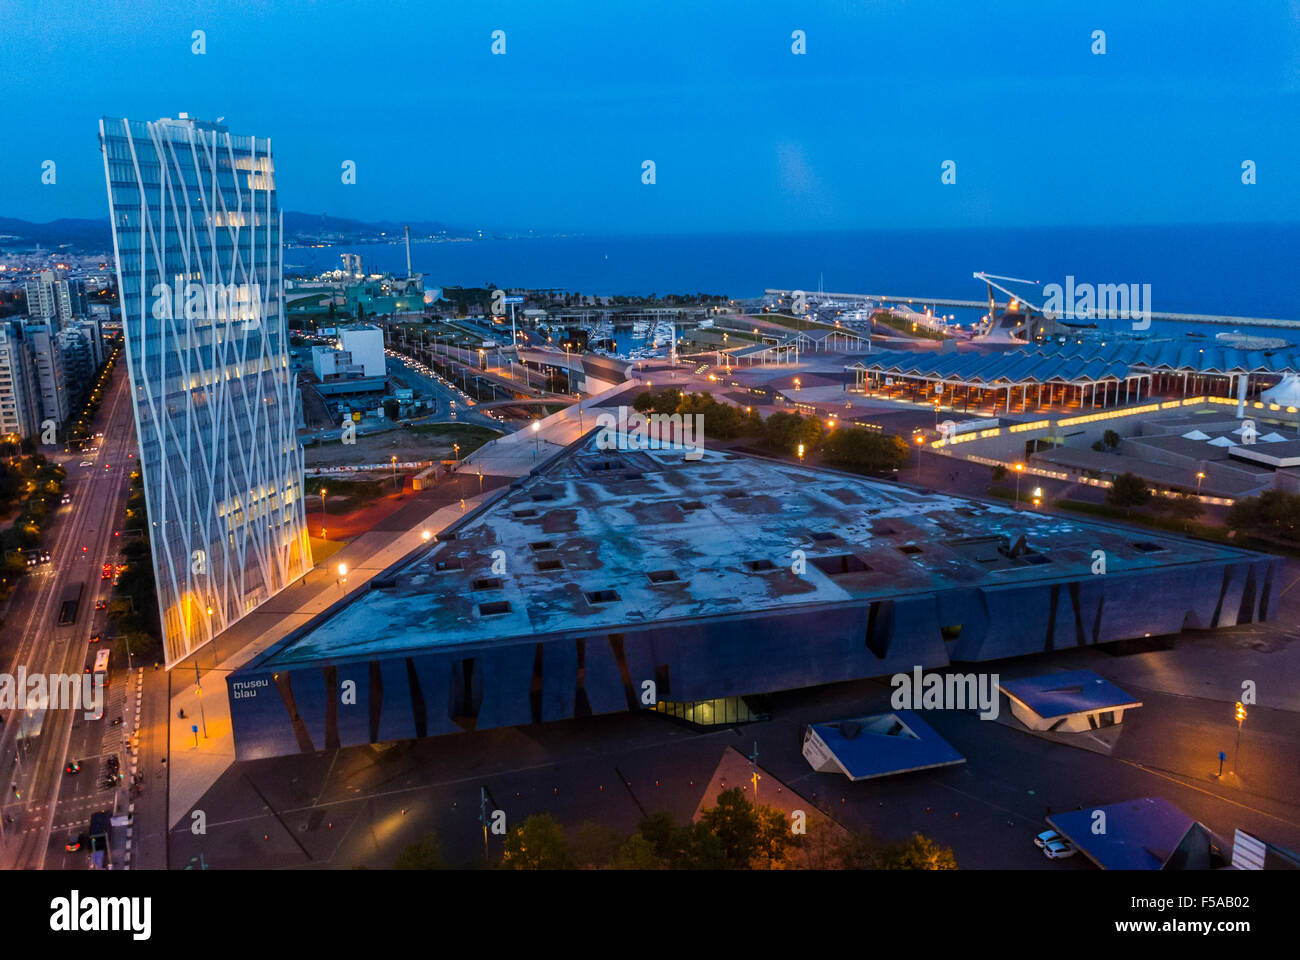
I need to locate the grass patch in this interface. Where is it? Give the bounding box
[875,313,948,341]
[756,314,841,334]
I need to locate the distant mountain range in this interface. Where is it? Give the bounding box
[0,213,474,251]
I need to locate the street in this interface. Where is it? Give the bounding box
[0,361,142,869]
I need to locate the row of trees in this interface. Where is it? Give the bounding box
[1227,490,1300,544]
[1105,471,1204,521]
[631,389,912,474]
[0,454,67,601]
[110,469,161,660]
[395,788,957,871]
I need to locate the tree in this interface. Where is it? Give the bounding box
[1168,493,1204,524]
[502,813,573,869]
[879,832,958,870]
[1103,429,1120,450]
[394,833,444,869]
[572,821,622,869]
[822,428,910,473]
[991,464,1008,482]
[1227,490,1300,543]
[1106,471,1151,513]
[613,833,663,870]
[833,828,884,869]
[698,788,796,869]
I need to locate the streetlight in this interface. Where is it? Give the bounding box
[390,455,398,493]
[1196,470,1206,494]
[797,443,805,462]
[1013,462,1025,507]
[421,530,432,542]
[336,563,348,593]
[1233,701,1247,773]
[914,435,924,481]
[1031,486,1042,509]
[532,419,541,458]
[319,488,327,539]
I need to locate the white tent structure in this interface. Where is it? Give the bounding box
[1261,373,1300,408]
[1181,429,1212,440]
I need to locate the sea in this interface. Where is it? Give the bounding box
[285,222,1300,344]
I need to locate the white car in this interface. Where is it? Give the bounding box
[1034,829,1061,849]
[1042,839,1077,860]
[79,460,93,467]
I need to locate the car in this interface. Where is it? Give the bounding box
[1034,829,1061,849]
[79,461,93,467]
[94,599,108,611]
[60,493,72,505]
[101,563,112,580]
[100,778,117,790]
[89,634,101,644]
[65,835,85,852]
[64,761,80,775]
[1043,839,1077,860]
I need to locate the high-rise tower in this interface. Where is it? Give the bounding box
[99,115,310,666]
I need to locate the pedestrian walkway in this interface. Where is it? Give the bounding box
[165,488,499,829]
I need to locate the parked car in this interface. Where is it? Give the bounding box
[1043,839,1077,860]
[1034,829,1061,849]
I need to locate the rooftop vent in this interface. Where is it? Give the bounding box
[529,540,557,552]
[534,559,563,572]
[1132,541,1167,553]
[811,554,871,575]
[810,531,839,542]
[478,600,511,617]
[680,500,705,511]
[898,545,923,555]
[435,559,464,572]
[532,491,556,502]
[647,570,680,584]
[584,589,621,605]
[473,577,503,591]
[512,508,538,519]
[745,558,777,572]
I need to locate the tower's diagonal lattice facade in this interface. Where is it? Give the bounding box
[99,116,310,666]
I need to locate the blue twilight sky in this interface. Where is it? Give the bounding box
[1,0,1297,234]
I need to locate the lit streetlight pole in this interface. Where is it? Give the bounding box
[1233,701,1247,774]
[319,488,327,539]
[336,563,348,594]
[1013,462,1025,508]
[532,419,541,458]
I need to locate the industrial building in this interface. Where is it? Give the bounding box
[226,434,1279,760]
[849,340,1300,414]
